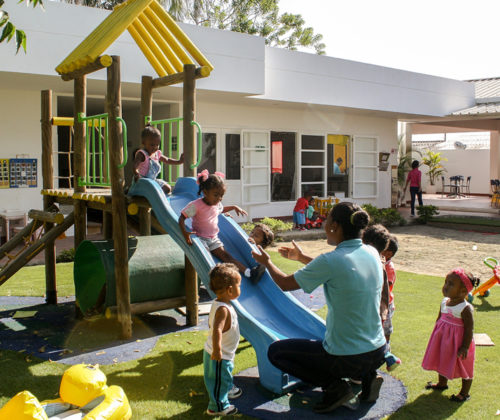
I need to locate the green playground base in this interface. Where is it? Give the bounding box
[74,235,185,314]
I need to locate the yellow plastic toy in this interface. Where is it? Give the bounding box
[468,257,500,303]
[0,364,131,420]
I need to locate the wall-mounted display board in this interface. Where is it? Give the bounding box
[0,159,9,188]
[9,158,37,188]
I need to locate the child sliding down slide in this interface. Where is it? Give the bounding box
[179,170,265,283]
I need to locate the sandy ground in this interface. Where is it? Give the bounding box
[268,225,500,281]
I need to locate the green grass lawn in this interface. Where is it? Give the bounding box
[1,260,499,418]
[432,215,500,227]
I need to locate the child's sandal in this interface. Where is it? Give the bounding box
[425,381,448,390]
[450,393,470,402]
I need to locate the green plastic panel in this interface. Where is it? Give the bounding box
[74,235,185,313]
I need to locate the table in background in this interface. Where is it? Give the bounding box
[0,209,28,242]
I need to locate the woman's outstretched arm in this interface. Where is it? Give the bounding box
[252,245,300,291]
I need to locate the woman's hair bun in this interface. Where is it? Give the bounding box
[351,209,369,229]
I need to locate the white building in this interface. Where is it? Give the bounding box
[0,0,475,221]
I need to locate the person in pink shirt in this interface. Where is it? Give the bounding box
[133,125,184,195]
[404,160,423,217]
[179,170,266,283]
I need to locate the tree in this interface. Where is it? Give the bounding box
[174,0,325,54]
[0,0,43,53]
[421,149,447,186]
[62,0,326,54]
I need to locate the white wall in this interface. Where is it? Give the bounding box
[420,149,490,195]
[197,100,398,219]
[0,88,44,212]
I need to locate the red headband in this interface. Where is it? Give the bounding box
[452,268,473,293]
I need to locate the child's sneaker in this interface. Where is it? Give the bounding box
[385,352,401,372]
[206,405,238,416]
[228,385,242,399]
[249,264,266,284]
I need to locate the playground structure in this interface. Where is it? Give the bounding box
[468,257,500,302]
[0,0,329,395]
[0,0,214,339]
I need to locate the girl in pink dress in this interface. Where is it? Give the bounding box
[422,268,480,402]
[179,170,265,283]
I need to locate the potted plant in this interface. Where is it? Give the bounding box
[421,149,447,186]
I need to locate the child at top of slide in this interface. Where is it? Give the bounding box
[178,170,265,283]
[203,263,242,416]
[422,268,480,402]
[133,125,184,195]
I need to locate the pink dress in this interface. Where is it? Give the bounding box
[422,298,475,379]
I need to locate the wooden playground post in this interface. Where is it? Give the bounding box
[182,63,198,325]
[139,75,153,236]
[41,90,57,304]
[107,56,132,339]
[73,77,87,248]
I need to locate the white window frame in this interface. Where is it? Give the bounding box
[240,130,271,205]
[352,135,379,199]
[299,132,327,197]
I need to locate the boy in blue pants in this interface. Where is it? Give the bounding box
[204,263,242,416]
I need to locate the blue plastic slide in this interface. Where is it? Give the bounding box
[128,177,326,393]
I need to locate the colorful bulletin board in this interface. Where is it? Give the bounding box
[9,158,38,188]
[0,159,9,189]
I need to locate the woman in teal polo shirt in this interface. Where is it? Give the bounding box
[252,202,386,414]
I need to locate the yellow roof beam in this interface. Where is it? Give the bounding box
[137,13,183,73]
[128,23,166,77]
[57,0,154,74]
[150,1,214,72]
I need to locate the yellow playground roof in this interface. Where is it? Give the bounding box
[55,0,213,78]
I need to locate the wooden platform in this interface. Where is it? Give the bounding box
[42,188,112,203]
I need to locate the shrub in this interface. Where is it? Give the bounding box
[416,205,439,224]
[362,204,406,227]
[241,217,293,236]
[56,248,76,263]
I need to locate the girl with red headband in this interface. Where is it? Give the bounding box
[422,268,480,402]
[179,170,266,283]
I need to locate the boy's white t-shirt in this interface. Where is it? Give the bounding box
[205,301,240,361]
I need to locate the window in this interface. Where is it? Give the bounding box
[198,133,216,174]
[300,134,325,197]
[352,136,378,198]
[327,135,349,197]
[271,132,296,201]
[225,134,240,180]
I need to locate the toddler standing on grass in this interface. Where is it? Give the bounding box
[204,263,242,416]
[422,268,479,402]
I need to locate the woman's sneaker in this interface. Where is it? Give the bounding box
[206,405,238,416]
[228,385,242,399]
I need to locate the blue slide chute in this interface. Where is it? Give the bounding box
[128,177,326,393]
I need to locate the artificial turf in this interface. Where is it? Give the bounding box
[1,260,499,418]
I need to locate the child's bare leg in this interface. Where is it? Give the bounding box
[459,379,472,397]
[211,247,246,273]
[426,374,448,390]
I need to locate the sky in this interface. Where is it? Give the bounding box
[279,0,500,81]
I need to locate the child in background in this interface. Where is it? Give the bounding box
[133,125,184,195]
[362,224,401,371]
[248,223,274,249]
[422,268,479,402]
[204,263,242,416]
[179,170,265,283]
[293,191,313,230]
[381,235,401,370]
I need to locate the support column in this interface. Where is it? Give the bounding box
[107,56,132,339]
[490,130,500,180]
[74,77,87,248]
[183,64,196,178]
[41,90,57,304]
[139,75,153,233]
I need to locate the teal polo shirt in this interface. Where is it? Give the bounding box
[294,239,386,355]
